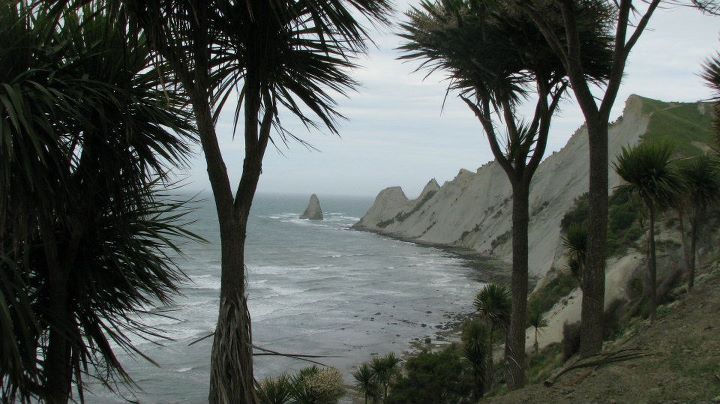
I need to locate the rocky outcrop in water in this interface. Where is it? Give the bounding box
[300,194,323,220]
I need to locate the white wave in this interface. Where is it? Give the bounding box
[187,274,221,290]
[249,265,319,275]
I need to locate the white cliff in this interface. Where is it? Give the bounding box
[355,95,651,278]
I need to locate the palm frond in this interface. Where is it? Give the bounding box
[473,283,511,330]
[1,3,199,400]
[613,142,684,210]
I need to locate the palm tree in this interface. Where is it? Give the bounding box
[474,284,512,335]
[473,283,511,388]
[57,2,391,402]
[614,143,683,321]
[462,320,489,399]
[399,0,611,387]
[1,3,197,401]
[563,224,588,287]
[701,51,720,143]
[527,303,549,355]
[353,363,378,404]
[675,155,720,290]
[370,353,401,401]
[513,0,665,358]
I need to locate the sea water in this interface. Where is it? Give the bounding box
[87,194,484,403]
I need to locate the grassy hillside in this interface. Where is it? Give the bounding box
[528,96,717,355]
[488,262,720,403]
[638,96,715,155]
[559,97,716,260]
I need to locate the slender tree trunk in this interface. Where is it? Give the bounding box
[677,208,692,283]
[506,180,529,389]
[534,328,539,355]
[46,279,71,404]
[41,219,72,404]
[648,205,657,322]
[485,324,494,391]
[209,220,256,404]
[208,164,261,404]
[688,209,699,291]
[189,90,259,403]
[473,366,484,399]
[580,120,608,357]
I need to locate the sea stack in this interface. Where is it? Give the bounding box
[300,194,323,220]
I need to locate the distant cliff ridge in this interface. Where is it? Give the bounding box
[354,95,715,279]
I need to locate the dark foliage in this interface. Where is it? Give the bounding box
[561,188,644,257]
[0,2,197,401]
[386,346,472,404]
[562,322,582,361]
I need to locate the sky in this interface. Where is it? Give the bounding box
[181,1,720,198]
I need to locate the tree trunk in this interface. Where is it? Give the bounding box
[485,325,494,390]
[647,205,657,322]
[505,181,529,389]
[579,120,608,357]
[41,220,72,404]
[473,366,484,399]
[534,328,539,355]
[46,281,71,404]
[208,212,257,404]
[677,208,691,284]
[688,208,699,291]
[190,97,259,404]
[208,158,262,404]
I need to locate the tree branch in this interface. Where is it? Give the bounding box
[558,0,599,119]
[461,95,514,176]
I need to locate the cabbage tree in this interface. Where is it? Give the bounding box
[614,143,683,321]
[1,2,196,402]
[675,155,720,290]
[399,0,610,387]
[64,1,392,402]
[512,0,719,356]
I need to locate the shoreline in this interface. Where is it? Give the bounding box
[347,225,514,359]
[350,224,515,285]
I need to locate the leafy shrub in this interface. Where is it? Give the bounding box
[562,322,581,361]
[352,362,379,404]
[527,343,563,383]
[370,353,401,401]
[292,366,345,404]
[257,374,294,404]
[527,271,578,316]
[603,300,625,340]
[461,320,489,398]
[386,346,472,404]
[561,188,644,257]
[258,366,345,404]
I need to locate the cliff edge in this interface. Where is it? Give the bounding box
[354,95,712,279]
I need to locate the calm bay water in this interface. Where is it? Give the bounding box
[88,194,484,403]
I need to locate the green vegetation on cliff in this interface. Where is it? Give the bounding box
[639,96,715,155]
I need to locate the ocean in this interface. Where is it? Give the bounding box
[87,194,485,403]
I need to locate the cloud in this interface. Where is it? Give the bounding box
[183,2,720,198]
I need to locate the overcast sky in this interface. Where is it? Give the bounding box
[180,1,719,198]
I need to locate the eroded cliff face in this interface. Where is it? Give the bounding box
[354,95,651,278]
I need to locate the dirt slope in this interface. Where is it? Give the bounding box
[489,265,720,403]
